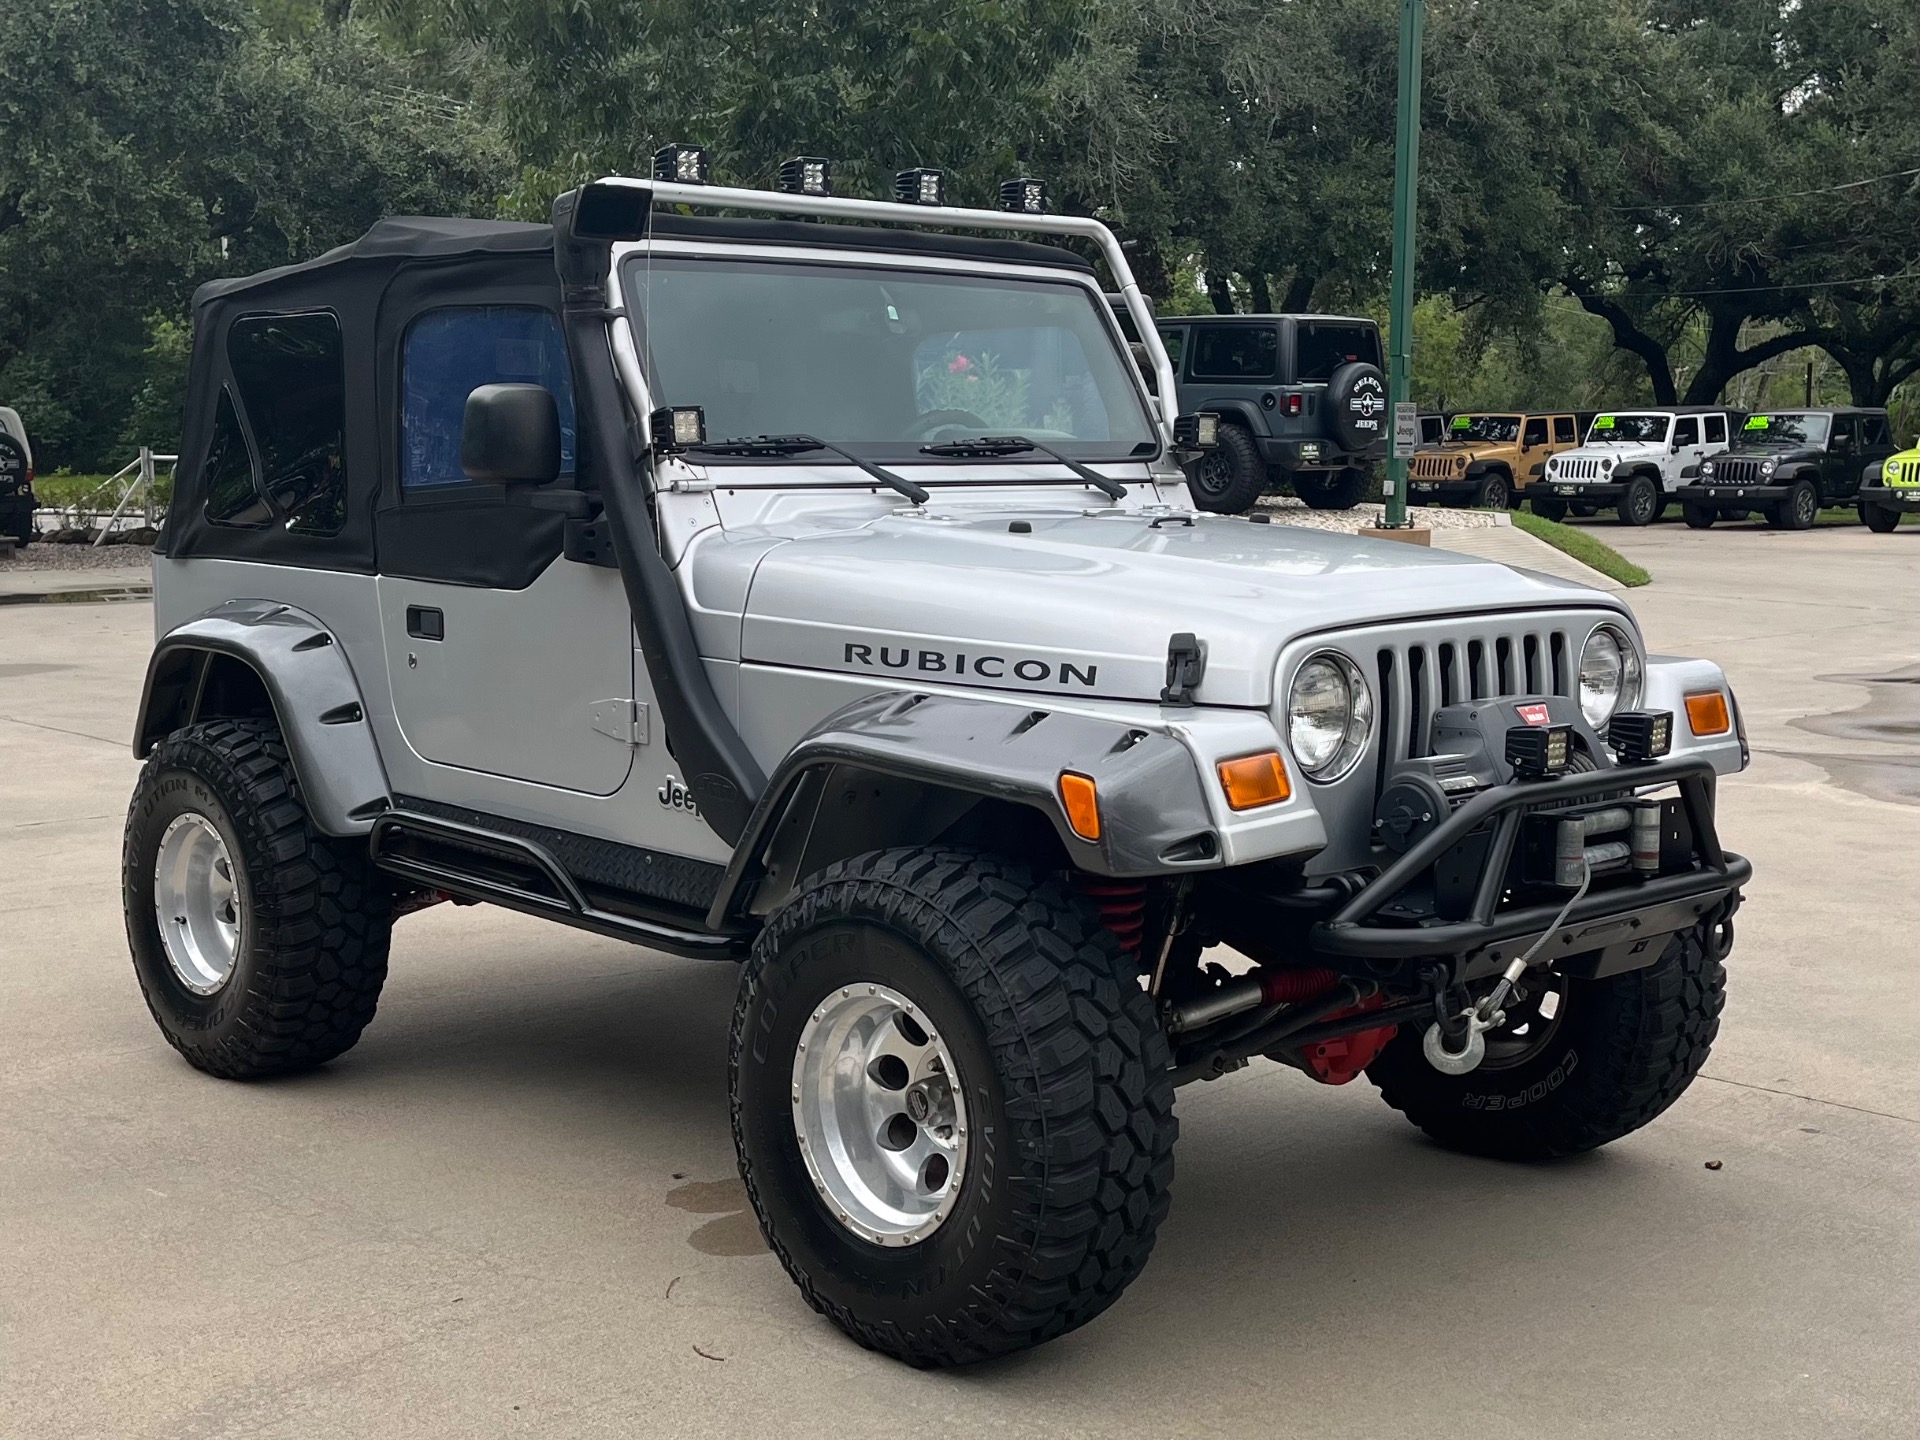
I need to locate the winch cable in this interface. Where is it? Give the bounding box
[1423,854,1592,1075]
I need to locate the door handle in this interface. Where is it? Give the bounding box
[405,606,444,641]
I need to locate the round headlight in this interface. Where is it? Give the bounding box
[1287,651,1374,781]
[1701,460,1715,475]
[1547,457,1559,474]
[1601,456,1614,471]
[1454,455,1467,473]
[1760,459,1777,476]
[1578,625,1644,728]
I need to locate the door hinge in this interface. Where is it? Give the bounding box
[589,698,649,746]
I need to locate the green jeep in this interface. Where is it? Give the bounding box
[1858,445,1920,532]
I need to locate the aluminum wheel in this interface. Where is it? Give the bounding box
[1478,971,1569,1070]
[791,982,968,1246]
[153,813,241,995]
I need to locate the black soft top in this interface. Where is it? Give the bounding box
[193,210,1091,309]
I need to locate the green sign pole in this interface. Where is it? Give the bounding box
[1383,0,1425,529]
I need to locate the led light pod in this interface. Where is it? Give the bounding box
[778,156,834,196]
[999,177,1049,214]
[894,168,946,206]
[652,143,711,184]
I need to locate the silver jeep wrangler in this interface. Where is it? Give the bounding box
[124,164,1751,1366]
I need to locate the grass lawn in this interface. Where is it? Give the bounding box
[1510,508,1651,586]
[30,472,172,509]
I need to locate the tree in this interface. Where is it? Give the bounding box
[0,0,508,469]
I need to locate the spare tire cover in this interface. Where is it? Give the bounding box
[0,432,27,494]
[1325,361,1388,453]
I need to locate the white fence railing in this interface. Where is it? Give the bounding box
[33,447,177,544]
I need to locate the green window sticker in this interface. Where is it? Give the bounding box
[1744,415,1769,430]
[1451,415,1471,430]
[1595,416,1615,430]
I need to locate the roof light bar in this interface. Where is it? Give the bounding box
[652,143,711,185]
[777,157,834,197]
[999,178,1049,215]
[894,168,946,206]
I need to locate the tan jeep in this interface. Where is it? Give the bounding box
[1407,411,1589,509]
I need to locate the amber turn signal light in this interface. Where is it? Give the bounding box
[1684,691,1731,737]
[1217,752,1291,810]
[1058,772,1101,841]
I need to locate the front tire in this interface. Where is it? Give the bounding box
[1769,478,1819,530]
[1861,501,1900,533]
[123,718,392,1078]
[1471,471,1511,510]
[1619,475,1662,526]
[731,848,1176,1366]
[1682,503,1716,529]
[1184,424,1266,513]
[1366,916,1728,1161]
[1531,496,1569,522]
[1294,466,1369,511]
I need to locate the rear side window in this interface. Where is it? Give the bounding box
[209,312,349,535]
[1863,415,1891,446]
[1295,322,1381,382]
[1189,325,1278,382]
[1704,414,1727,444]
[1554,416,1577,443]
[401,307,576,489]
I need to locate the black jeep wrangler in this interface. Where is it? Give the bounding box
[0,426,36,547]
[1676,408,1898,530]
[1152,314,1388,513]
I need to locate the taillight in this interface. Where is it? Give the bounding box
[1285,393,1303,416]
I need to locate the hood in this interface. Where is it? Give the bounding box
[738,508,1620,706]
[1718,442,1816,462]
[1558,441,1663,464]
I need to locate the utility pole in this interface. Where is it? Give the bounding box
[1381,0,1425,531]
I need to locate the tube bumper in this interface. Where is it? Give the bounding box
[1310,755,1748,975]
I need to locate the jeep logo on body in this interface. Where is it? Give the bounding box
[658,775,701,815]
[844,642,1098,688]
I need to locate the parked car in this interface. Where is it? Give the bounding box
[1856,445,1919,532]
[1408,410,1589,509]
[1675,409,1898,529]
[0,405,37,546]
[122,168,1751,1368]
[1417,411,1448,447]
[1152,313,1389,513]
[1531,406,1743,525]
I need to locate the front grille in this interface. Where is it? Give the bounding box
[1410,454,1460,480]
[1710,458,1764,486]
[1555,457,1607,481]
[1371,616,1581,769]
[1889,456,1919,488]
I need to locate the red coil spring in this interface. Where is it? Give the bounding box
[1258,967,1340,1004]
[1077,878,1149,957]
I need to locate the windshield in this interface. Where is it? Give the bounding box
[1589,413,1671,444]
[622,255,1157,464]
[1447,414,1521,443]
[1742,413,1828,445]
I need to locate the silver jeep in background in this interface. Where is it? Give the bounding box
[124,160,1751,1366]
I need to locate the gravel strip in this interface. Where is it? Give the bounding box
[0,541,156,574]
[1252,497,1507,532]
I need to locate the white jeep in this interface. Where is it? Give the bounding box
[123,162,1752,1366]
[1530,407,1742,525]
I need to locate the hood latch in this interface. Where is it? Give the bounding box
[1161,632,1207,706]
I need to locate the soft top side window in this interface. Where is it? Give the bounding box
[1705,414,1727,444]
[206,312,348,534]
[401,306,577,489]
[1553,416,1577,443]
[1863,415,1891,446]
[1522,417,1549,446]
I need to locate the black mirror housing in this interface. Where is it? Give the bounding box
[462,384,561,485]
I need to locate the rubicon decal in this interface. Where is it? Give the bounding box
[844,643,1098,688]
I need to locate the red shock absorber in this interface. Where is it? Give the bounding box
[1077,878,1149,958]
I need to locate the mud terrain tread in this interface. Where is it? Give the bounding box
[730,847,1176,1366]
[125,718,390,1078]
[1368,921,1725,1160]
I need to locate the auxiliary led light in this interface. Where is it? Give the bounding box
[652,143,711,184]
[894,168,946,206]
[1505,723,1573,780]
[1607,709,1673,763]
[649,406,706,453]
[778,156,834,196]
[999,177,1049,214]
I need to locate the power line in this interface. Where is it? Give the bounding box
[1605,167,1920,210]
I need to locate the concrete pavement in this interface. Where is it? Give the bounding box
[2,527,1914,1439]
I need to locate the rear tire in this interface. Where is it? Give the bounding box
[1619,475,1661,526]
[732,848,1176,1367]
[1861,502,1900,533]
[1294,466,1369,511]
[123,718,392,1078]
[1367,916,1727,1161]
[1682,504,1716,530]
[1531,496,1569,523]
[1184,424,1266,514]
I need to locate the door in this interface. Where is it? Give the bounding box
[1822,415,1856,500]
[1669,415,1704,491]
[1520,416,1551,482]
[376,303,636,797]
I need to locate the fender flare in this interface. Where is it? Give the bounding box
[705,691,1223,927]
[1190,397,1267,438]
[133,599,390,836]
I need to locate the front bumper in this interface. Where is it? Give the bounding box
[1860,485,1920,512]
[1527,480,1629,503]
[1406,477,1481,501]
[1675,483,1789,508]
[1311,756,1747,979]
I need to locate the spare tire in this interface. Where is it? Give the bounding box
[1325,361,1389,455]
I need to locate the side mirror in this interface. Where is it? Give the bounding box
[461,384,561,485]
[1173,412,1219,451]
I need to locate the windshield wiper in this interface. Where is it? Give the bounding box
[685,434,929,504]
[919,436,1128,501]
